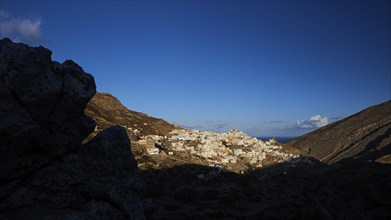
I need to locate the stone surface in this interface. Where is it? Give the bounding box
[0,38,144,219]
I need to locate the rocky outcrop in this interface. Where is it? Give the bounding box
[0,38,144,219]
[287,100,391,164]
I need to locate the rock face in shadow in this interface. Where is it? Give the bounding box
[0,38,144,219]
[286,101,391,164]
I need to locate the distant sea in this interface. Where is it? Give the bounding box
[257,137,296,143]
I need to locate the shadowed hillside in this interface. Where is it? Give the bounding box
[287,101,391,164]
[141,158,391,219]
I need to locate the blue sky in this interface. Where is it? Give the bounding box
[1,0,390,137]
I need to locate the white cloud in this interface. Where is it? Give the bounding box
[296,115,329,129]
[0,10,44,45]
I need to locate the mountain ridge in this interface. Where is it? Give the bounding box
[286,100,391,164]
[85,92,179,139]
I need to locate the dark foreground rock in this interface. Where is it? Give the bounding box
[0,38,144,219]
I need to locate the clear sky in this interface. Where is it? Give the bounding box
[1,0,390,137]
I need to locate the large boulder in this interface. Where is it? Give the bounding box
[0,38,144,219]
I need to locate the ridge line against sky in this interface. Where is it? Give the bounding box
[1,0,390,137]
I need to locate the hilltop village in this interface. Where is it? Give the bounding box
[3,38,391,219]
[129,127,298,172]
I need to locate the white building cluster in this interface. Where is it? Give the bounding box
[141,128,297,168]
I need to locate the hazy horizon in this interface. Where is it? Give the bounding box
[1,0,390,137]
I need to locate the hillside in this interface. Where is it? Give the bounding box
[85,92,179,139]
[83,94,391,218]
[287,100,391,164]
[83,82,391,219]
[85,93,298,172]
